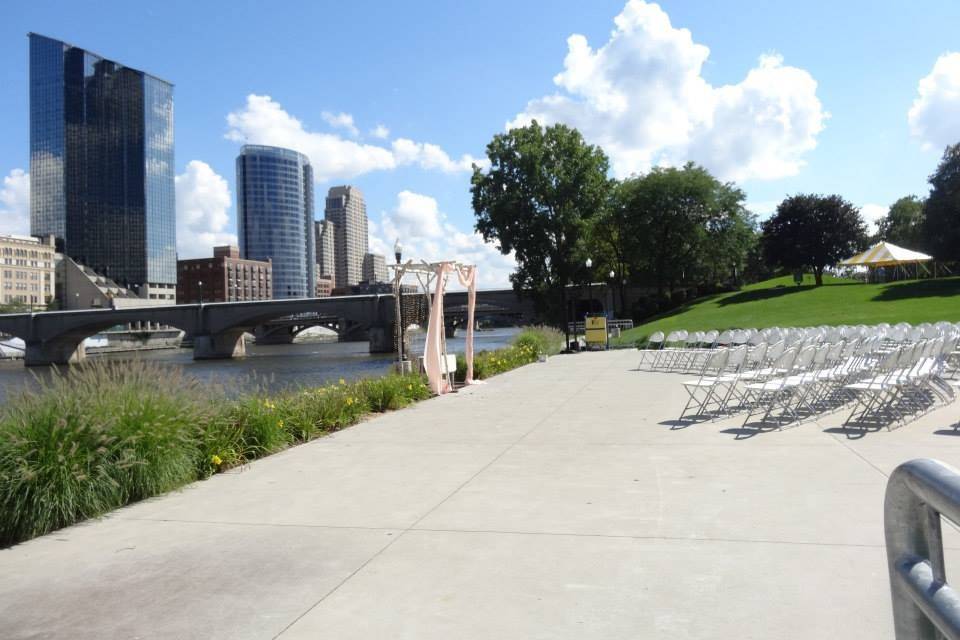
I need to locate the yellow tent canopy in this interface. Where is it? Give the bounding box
[840,241,932,267]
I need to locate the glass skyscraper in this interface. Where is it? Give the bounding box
[28,33,176,296]
[236,145,316,299]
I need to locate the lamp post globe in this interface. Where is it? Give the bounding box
[394,239,403,265]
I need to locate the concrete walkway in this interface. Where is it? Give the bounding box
[3,349,960,638]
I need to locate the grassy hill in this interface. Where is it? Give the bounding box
[614,274,960,345]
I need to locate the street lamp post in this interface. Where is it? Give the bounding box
[608,270,615,317]
[198,280,203,305]
[585,258,593,320]
[74,291,79,310]
[394,239,406,367]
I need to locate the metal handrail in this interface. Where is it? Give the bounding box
[886,458,960,639]
[567,319,635,333]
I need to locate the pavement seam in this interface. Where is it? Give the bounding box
[405,526,893,549]
[273,374,597,638]
[112,516,397,532]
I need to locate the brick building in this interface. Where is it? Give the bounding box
[177,246,272,303]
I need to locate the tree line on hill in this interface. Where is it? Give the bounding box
[470,121,960,325]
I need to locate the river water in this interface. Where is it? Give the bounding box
[0,327,521,402]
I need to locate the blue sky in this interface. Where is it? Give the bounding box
[2,0,959,286]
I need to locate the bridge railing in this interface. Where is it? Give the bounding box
[885,458,960,639]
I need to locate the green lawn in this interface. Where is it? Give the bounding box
[614,274,960,345]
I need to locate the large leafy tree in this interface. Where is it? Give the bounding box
[617,163,751,294]
[587,182,637,316]
[761,194,867,286]
[877,196,925,249]
[922,143,960,261]
[471,121,610,337]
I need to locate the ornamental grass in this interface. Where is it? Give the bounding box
[457,325,565,380]
[0,361,432,547]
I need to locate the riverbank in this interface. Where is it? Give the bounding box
[0,326,563,546]
[0,327,527,402]
[4,347,956,638]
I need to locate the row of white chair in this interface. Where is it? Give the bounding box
[673,333,957,432]
[638,322,960,375]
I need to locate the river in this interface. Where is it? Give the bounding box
[0,327,521,402]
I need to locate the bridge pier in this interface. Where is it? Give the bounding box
[193,331,246,360]
[368,322,411,355]
[24,338,87,366]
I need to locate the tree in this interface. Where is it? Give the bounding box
[587,182,637,317]
[761,194,867,286]
[471,121,610,342]
[877,196,925,249]
[922,143,960,261]
[616,163,751,295]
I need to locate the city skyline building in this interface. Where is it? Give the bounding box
[0,234,56,308]
[28,33,176,302]
[362,252,388,284]
[323,185,367,288]
[236,145,315,299]
[314,219,336,279]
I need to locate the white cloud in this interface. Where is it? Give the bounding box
[370,124,390,139]
[509,0,827,182]
[0,169,30,236]
[227,95,395,182]
[392,138,486,173]
[175,160,236,258]
[860,203,888,233]
[226,95,480,181]
[321,111,359,137]
[745,199,780,219]
[369,191,516,289]
[908,52,960,151]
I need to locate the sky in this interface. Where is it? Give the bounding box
[1,0,960,288]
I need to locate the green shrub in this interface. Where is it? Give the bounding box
[226,395,294,457]
[513,325,564,356]
[456,326,563,381]
[360,374,430,412]
[0,361,211,545]
[0,332,548,546]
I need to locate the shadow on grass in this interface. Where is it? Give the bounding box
[871,277,960,302]
[716,281,863,307]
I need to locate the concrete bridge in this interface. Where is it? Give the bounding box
[0,289,537,366]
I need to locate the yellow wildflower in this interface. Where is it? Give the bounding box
[346,397,354,406]
[339,378,346,385]
[277,420,284,428]
[211,454,222,466]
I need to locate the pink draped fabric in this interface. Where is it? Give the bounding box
[454,264,477,384]
[423,262,479,395]
[424,262,453,395]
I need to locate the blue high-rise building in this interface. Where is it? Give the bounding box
[236,145,315,299]
[28,33,176,299]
